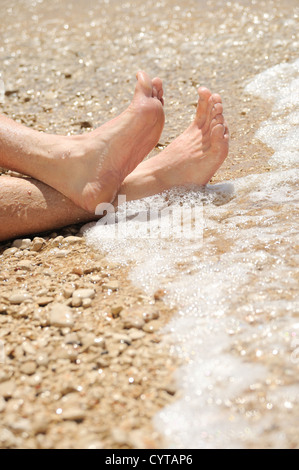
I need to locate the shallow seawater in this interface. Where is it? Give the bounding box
[85,58,299,448]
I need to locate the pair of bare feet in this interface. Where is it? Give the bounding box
[32,71,228,214]
[0,70,229,227]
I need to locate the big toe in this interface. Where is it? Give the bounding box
[135,70,153,98]
[194,87,212,127]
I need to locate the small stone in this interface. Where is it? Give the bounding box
[16,260,33,271]
[63,287,74,299]
[78,332,95,350]
[63,236,84,245]
[109,332,131,344]
[129,329,146,341]
[20,361,37,375]
[111,427,128,445]
[142,309,160,322]
[51,235,64,246]
[22,341,36,355]
[82,298,92,308]
[0,271,9,281]
[54,249,70,258]
[12,238,31,250]
[36,352,49,367]
[0,428,18,447]
[37,296,53,306]
[103,280,119,291]
[64,332,80,345]
[0,396,6,412]
[93,337,106,348]
[62,407,85,421]
[163,381,177,396]
[32,414,49,434]
[0,380,16,399]
[0,371,11,384]
[71,266,84,275]
[8,418,31,434]
[31,237,45,252]
[49,303,74,328]
[2,247,18,256]
[111,304,123,317]
[0,303,8,314]
[142,321,163,333]
[9,292,32,304]
[154,289,166,300]
[71,296,82,307]
[73,288,95,300]
[123,316,145,330]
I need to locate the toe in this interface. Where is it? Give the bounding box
[211,114,224,130]
[211,103,223,119]
[194,87,212,127]
[152,77,164,105]
[211,123,228,150]
[135,71,153,98]
[201,95,215,133]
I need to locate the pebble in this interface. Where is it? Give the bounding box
[37,296,53,306]
[0,428,18,447]
[111,427,128,445]
[63,236,84,245]
[73,288,95,299]
[72,288,95,307]
[9,292,32,304]
[0,380,16,399]
[142,321,163,333]
[142,309,160,323]
[8,417,31,434]
[22,341,36,355]
[63,286,74,299]
[0,396,6,412]
[51,248,70,258]
[51,235,64,246]
[64,332,80,345]
[82,298,92,308]
[62,407,86,421]
[49,303,74,328]
[20,361,37,375]
[128,329,146,341]
[12,238,31,250]
[32,414,49,434]
[123,316,145,330]
[2,247,18,256]
[103,280,119,291]
[36,352,49,367]
[31,237,45,252]
[16,260,33,271]
[110,304,123,317]
[0,371,12,384]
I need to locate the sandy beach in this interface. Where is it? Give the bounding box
[0,0,298,449]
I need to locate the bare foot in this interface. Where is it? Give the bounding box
[44,71,164,212]
[119,87,229,201]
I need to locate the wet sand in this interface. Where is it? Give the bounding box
[0,0,298,448]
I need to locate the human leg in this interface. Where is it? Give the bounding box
[0,71,164,214]
[0,87,228,242]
